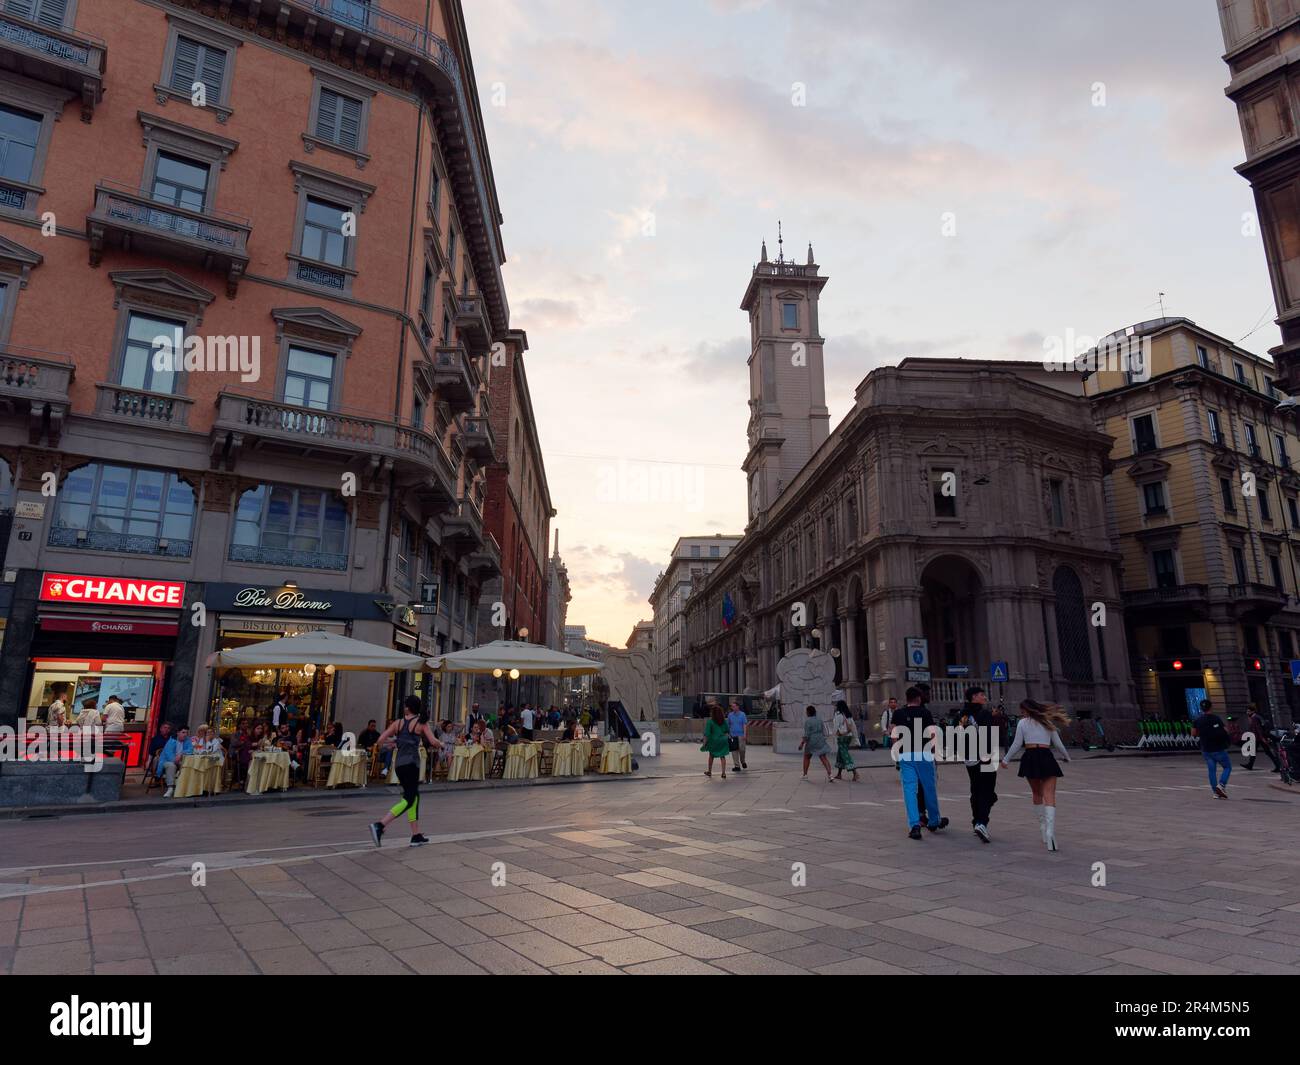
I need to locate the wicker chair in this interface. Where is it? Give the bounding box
[587,739,604,772]
[539,740,556,777]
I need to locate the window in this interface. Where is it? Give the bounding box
[119,311,183,394]
[1132,413,1157,453]
[1267,376,1277,398]
[1260,490,1273,523]
[168,35,227,104]
[1291,496,1300,528]
[1053,566,1093,682]
[709,545,719,558]
[1245,422,1260,457]
[1277,433,1290,467]
[150,152,209,211]
[231,483,349,570]
[847,495,859,541]
[1196,344,1210,369]
[441,311,452,345]
[301,197,347,267]
[825,512,836,556]
[51,463,195,557]
[4,0,68,29]
[1271,554,1284,589]
[806,527,817,570]
[1142,481,1166,516]
[0,103,40,205]
[395,518,415,585]
[429,162,440,216]
[781,302,798,329]
[411,390,424,430]
[932,467,957,518]
[283,346,335,410]
[1049,478,1066,526]
[1152,549,1178,589]
[690,545,700,558]
[327,0,372,29]
[1208,409,1222,445]
[419,261,434,336]
[1233,546,1248,585]
[314,88,363,151]
[447,227,457,277]
[1221,477,1237,514]
[1235,362,1248,386]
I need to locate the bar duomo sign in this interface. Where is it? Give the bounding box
[204,584,388,622]
[231,587,334,612]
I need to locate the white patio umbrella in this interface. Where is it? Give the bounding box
[425,639,603,677]
[206,630,427,671]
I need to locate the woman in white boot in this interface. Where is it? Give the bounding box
[999,699,1070,850]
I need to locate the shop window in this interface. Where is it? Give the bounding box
[230,483,348,570]
[49,463,194,556]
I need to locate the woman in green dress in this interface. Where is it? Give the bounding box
[799,705,835,782]
[700,704,730,779]
[833,700,860,781]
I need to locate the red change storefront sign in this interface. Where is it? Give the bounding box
[39,573,186,609]
[39,616,180,636]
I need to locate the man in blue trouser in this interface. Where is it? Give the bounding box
[893,686,949,839]
[1191,699,1232,799]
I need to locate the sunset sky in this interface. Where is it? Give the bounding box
[462,0,1275,647]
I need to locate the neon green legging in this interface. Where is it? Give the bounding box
[389,795,419,822]
[391,763,420,822]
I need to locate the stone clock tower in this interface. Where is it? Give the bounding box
[740,230,830,524]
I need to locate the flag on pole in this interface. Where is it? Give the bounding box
[721,592,737,628]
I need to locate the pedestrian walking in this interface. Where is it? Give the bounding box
[959,686,997,843]
[879,696,896,752]
[999,699,1070,850]
[914,682,934,827]
[1191,699,1232,799]
[833,700,860,781]
[895,687,947,838]
[799,705,835,782]
[1241,703,1281,772]
[726,699,748,772]
[369,696,444,848]
[700,703,730,779]
[854,703,868,749]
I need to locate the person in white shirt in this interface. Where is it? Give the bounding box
[520,705,536,739]
[75,699,100,728]
[999,699,1071,851]
[102,696,126,734]
[46,683,70,727]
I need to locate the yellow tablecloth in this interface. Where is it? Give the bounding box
[599,740,633,775]
[504,741,541,780]
[386,746,427,784]
[174,754,223,797]
[246,749,290,794]
[326,749,367,788]
[449,744,487,782]
[551,741,587,777]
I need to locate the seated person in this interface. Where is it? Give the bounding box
[156,727,190,797]
[560,720,576,742]
[501,724,521,746]
[326,721,346,749]
[358,719,381,750]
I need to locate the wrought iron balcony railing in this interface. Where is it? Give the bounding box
[0,9,106,122]
[432,345,478,412]
[48,526,193,558]
[229,543,348,571]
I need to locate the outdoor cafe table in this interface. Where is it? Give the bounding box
[246,749,291,794]
[449,744,487,781]
[599,740,633,775]
[503,741,541,780]
[326,748,367,788]
[551,741,587,778]
[174,753,223,797]
[386,746,427,784]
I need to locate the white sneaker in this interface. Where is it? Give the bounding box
[164,787,174,797]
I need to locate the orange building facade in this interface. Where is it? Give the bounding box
[0,0,513,743]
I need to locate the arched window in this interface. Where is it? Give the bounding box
[1053,565,1093,681]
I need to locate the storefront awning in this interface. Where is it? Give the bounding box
[206,631,426,671]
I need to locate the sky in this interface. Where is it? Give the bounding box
[460,0,1276,647]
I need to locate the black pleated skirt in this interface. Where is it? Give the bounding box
[1018,747,1063,779]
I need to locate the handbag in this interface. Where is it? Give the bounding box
[728,736,739,751]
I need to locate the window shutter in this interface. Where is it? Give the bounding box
[337,95,362,149]
[171,36,201,92]
[34,0,66,28]
[199,46,226,100]
[315,89,339,141]
[4,1,35,21]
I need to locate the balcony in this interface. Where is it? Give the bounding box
[1125,584,1209,610]
[228,543,347,572]
[48,525,193,558]
[433,345,478,412]
[95,384,194,428]
[0,346,73,445]
[87,183,252,297]
[211,393,456,491]
[454,293,491,355]
[1225,582,1288,615]
[458,413,494,463]
[467,532,501,580]
[0,10,105,122]
[441,489,485,553]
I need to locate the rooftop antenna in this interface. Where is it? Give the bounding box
[1158,292,1167,318]
[777,219,785,264]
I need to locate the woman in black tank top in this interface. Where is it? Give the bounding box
[369,696,443,848]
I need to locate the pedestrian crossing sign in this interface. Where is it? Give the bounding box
[990,661,1009,683]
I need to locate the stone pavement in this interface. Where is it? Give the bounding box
[1,743,1298,975]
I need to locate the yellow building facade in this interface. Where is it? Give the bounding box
[1085,318,1300,723]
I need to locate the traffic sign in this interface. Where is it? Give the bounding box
[1291,659,1300,686]
[990,661,1009,683]
[946,665,970,677]
[905,637,929,670]
[906,669,931,683]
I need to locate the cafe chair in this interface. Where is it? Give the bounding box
[587,740,604,772]
[312,745,334,788]
[488,747,507,779]
[539,740,556,777]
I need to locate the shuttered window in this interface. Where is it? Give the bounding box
[315,88,363,150]
[169,35,227,102]
[5,0,68,30]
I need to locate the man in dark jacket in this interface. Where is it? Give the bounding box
[959,686,998,842]
[1192,699,1232,798]
[895,686,948,839]
[1242,705,1281,772]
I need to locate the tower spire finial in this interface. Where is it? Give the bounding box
[760,238,768,263]
[807,241,815,265]
[777,219,784,263]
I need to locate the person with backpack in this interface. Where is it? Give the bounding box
[1242,703,1281,772]
[1191,699,1232,799]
